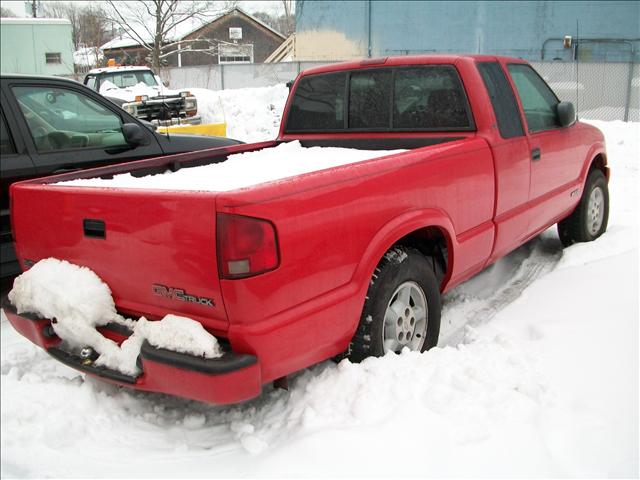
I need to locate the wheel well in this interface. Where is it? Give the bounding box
[394,226,450,289]
[590,153,609,180]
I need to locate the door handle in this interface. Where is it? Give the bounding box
[531,148,541,161]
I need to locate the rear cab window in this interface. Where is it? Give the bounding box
[285,65,474,133]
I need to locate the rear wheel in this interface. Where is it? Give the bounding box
[347,246,441,363]
[558,169,609,247]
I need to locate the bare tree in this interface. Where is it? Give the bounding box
[104,1,235,70]
[0,6,16,17]
[251,1,295,37]
[43,2,81,48]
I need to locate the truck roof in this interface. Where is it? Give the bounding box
[87,66,153,75]
[300,54,527,77]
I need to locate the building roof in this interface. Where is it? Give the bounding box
[0,18,71,25]
[101,7,285,51]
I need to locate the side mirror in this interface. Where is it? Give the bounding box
[557,101,576,128]
[122,123,149,147]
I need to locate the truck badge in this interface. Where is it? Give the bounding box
[152,284,215,307]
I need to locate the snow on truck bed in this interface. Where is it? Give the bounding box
[57,141,406,192]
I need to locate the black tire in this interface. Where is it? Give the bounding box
[558,169,609,247]
[346,246,441,363]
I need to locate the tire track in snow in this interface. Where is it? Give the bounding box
[439,229,564,347]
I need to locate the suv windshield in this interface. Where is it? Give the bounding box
[101,70,158,88]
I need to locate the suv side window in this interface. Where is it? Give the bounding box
[507,64,560,132]
[12,85,127,153]
[0,113,16,155]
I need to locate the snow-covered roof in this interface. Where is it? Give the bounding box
[183,7,286,40]
[0,17,71,25]
[100,7,285,51]
[100,35,151,50]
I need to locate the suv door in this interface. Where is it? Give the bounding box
[3,80,163,177]
[0,91,37,277]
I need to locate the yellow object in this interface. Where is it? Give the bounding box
[157,123,227,138]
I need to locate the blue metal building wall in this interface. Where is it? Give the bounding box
[295,1,640,62]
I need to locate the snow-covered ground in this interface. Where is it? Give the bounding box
[1,119,638,478]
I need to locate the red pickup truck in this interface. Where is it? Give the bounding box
[5,55,609,405]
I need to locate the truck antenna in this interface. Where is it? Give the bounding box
[575,19,580,117]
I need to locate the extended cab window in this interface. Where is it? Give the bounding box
[394,66,471,129]
[507,64,560,132]
[12,85,127,153]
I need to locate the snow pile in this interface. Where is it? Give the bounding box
[73,47,101,68]
[8,258,222,376]
[188,85,288,142]
[56,141,406,192]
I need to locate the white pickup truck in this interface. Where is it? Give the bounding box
[84,66,201,126]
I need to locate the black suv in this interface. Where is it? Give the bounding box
[0,74,241,278]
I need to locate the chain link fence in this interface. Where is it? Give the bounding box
[531,61,639,122]
[163,60,638,122]
[66,59,630,123]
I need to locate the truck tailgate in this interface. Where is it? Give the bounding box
[10,184,228,333]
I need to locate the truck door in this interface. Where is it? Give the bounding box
[506,63,584,233]
[477,62,532,262]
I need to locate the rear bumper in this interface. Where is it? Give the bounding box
[2,300,262,405]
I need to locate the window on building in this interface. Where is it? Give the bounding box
[45,52,62,64]
[218,44,253,64]
[229,27,243,40]
[507,63,560,132]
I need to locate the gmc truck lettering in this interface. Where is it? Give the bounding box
[152,284,214,307]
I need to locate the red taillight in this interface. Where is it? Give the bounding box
[217,213,279,279]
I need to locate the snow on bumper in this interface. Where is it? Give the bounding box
[2,301,262,405]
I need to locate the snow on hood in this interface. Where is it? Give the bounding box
[8,258,222,376]
[99,80,182,102]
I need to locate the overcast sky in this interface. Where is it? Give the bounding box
[1,1,287,17]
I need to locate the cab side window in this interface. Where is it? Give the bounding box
[507,64,560,132]
[12,85,127,152]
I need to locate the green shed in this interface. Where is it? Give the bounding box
[1,18,73,75]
